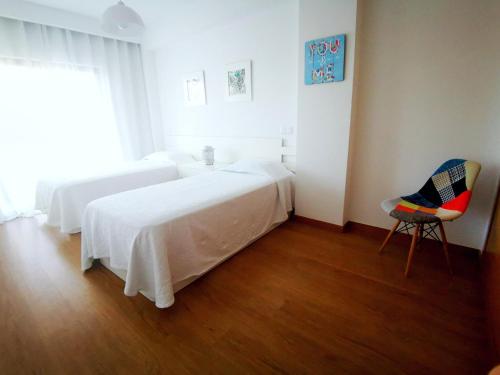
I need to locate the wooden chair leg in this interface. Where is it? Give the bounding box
[405,224,420,277]
[438,221,453,275]
[378,220,401,254]
[418,224,424,249]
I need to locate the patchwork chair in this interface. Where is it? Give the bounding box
[378,159,481,277]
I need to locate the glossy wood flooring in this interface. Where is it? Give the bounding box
[0,216,490,374]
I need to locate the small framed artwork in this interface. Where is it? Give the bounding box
[305,34,345,85]
[224,60,252,102]
[183,71,206,107]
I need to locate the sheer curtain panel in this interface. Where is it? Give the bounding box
[0,17,155,220]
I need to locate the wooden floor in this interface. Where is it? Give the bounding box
[0,216,490,374]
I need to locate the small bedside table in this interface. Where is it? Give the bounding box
[177,161,229,178]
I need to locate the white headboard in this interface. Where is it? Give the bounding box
[165,136,283,163]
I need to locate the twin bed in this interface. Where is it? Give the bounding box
[37,156,294,309]
[36,159,179,233]
[82,160,294,308]
[35,151,198,233]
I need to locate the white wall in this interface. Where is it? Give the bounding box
[295,0,358,225]
[348,0,500,249]
[150,2,298,155]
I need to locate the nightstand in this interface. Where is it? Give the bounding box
[177,161,229,178]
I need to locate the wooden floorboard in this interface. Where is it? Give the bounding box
[0,216,490,374]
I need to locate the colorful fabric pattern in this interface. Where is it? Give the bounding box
[381,159,481,223]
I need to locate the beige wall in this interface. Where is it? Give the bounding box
[348,0,500,249]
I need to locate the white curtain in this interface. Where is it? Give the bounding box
[0,17,155,222]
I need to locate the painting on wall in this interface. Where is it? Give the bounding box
[183,71,206,107]
[224,60,252,102]
[304,34,345,85]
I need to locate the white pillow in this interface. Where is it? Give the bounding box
[167,151,197,164]
[223,159,291,178]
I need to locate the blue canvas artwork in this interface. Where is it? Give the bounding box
[305,34,345,85]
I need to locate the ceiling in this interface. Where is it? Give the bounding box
[26,0,290,46]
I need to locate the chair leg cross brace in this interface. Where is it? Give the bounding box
[378,220,453,277]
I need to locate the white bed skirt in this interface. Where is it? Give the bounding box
[97,221,283,302]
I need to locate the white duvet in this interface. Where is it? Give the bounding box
[81,161,294,308]
[36,160,179,233]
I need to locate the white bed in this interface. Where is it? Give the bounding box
[81,160,294,308]
[36,156,183,234]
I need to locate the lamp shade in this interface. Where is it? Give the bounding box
[102,1,145,37]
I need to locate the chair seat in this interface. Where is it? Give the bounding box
[381,197,462,223]
[389,209,440,223]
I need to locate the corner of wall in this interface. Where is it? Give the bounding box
[343,0,364,225]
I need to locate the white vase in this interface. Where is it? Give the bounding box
[202,146,215,165]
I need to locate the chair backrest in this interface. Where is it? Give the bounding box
[417,159,481,213]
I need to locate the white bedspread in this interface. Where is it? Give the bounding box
[37,160,178,234]
[81,161,294,308]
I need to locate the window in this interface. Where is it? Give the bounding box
[0,60,124,215]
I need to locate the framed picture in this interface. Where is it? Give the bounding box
[183,71,206,107]
[305,34,345,85]
[224,60,252,102]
